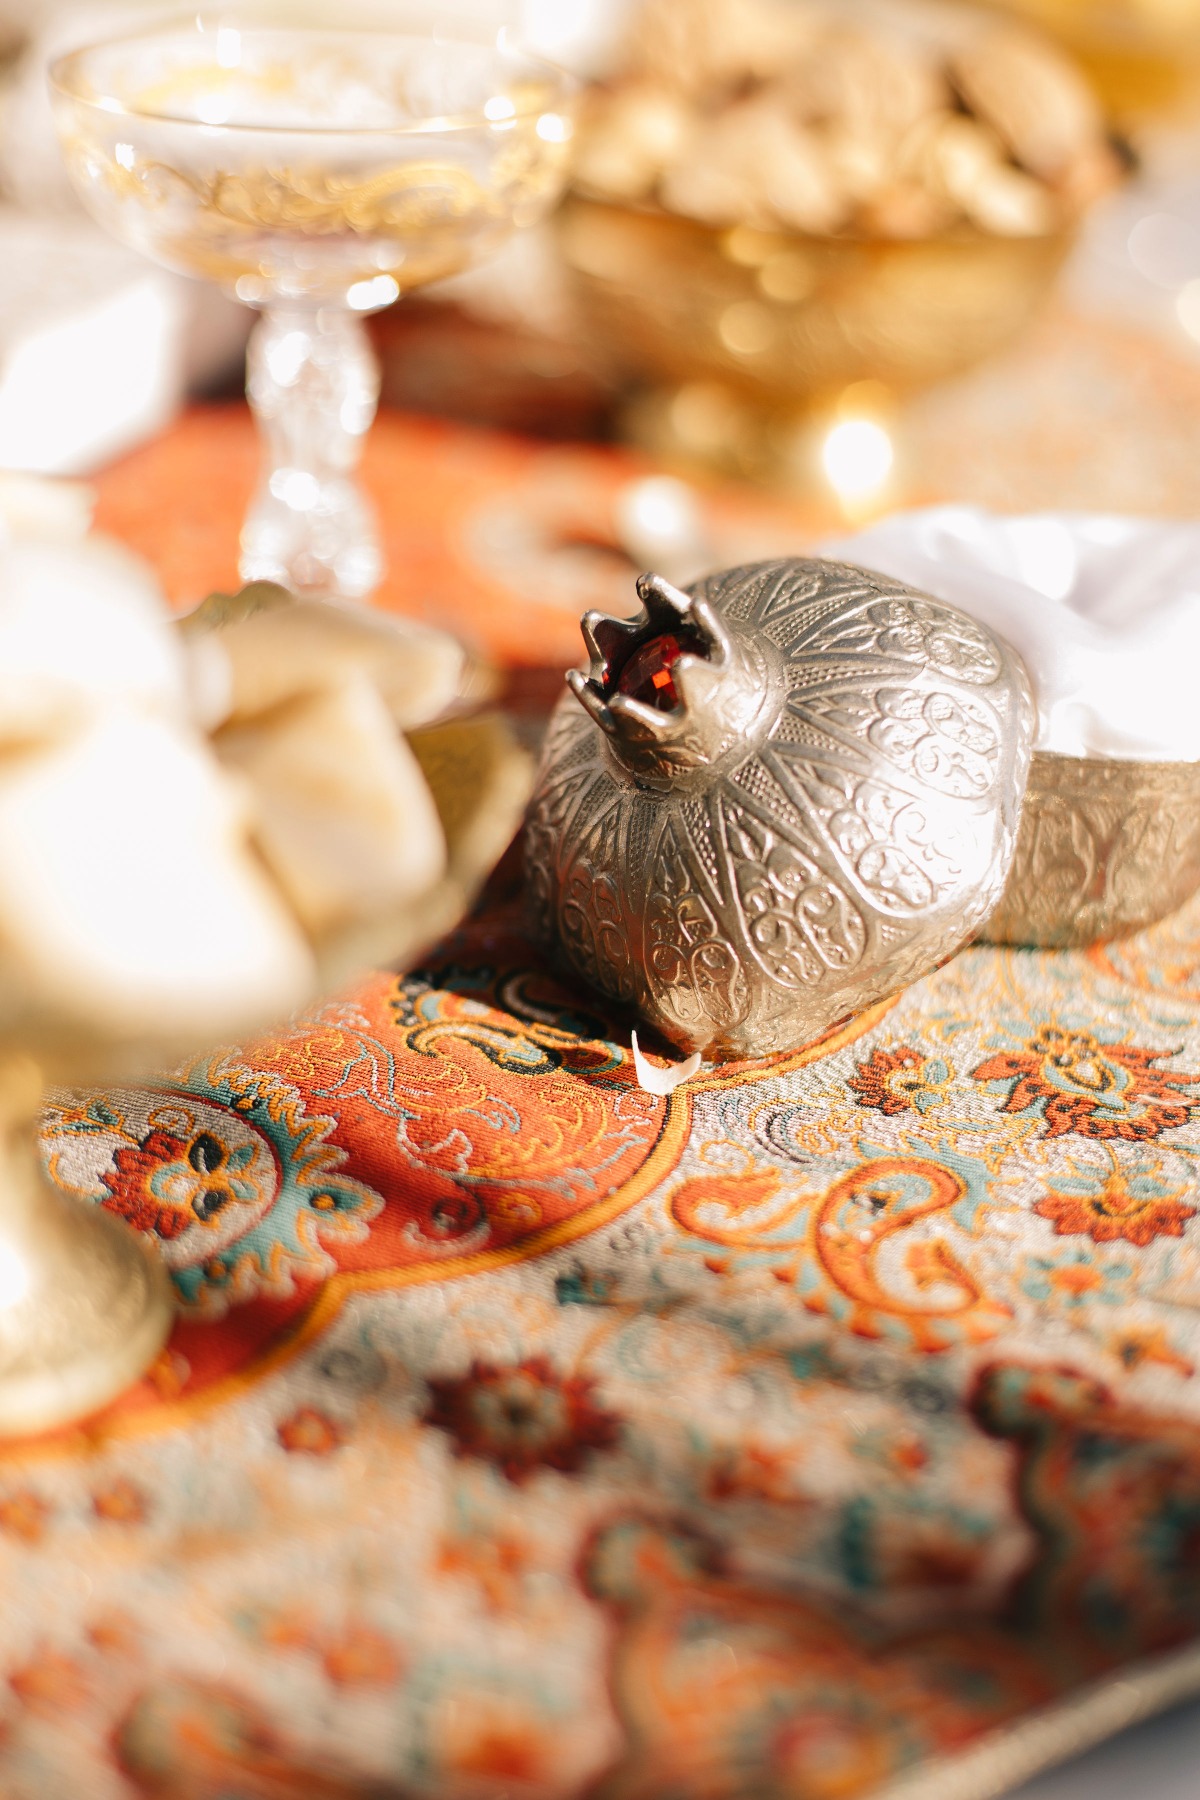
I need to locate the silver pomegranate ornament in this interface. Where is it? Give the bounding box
[525,559,1034,1059]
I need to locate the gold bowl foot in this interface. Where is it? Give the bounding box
[0,1123,173,1438]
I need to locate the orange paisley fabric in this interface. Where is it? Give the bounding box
[6,405,1200,1800]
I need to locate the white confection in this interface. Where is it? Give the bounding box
[0,471,93,540]
[0,711,314,1049]
[823,507,1200,760]
[0,532,188,742]
[193,594,469,732]
[215,673,448,942]
[0,209,184,474]
[0,502,321,1055]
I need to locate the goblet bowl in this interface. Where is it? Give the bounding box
[50,23,573,306]
[50,19,575,598]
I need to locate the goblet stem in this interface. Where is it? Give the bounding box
[241,303,383,601]
[0,1063,174,1436]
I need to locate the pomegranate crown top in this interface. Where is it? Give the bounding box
[567,572,780,786]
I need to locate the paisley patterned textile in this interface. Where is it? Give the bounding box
[2,879,1200,1799]
[5,387,1200,1797]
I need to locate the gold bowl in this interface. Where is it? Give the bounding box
[979,750,1200,947]
[559,195,1073,417]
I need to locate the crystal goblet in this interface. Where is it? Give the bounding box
[50,18,575,598]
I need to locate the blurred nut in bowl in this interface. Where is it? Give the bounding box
[949,26,1106,180]
[564,0,1121,433]
[978,0,1200,117]
[571,84,696,207]
[629,0,821,97]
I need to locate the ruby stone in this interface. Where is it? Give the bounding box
[613,632,686,711]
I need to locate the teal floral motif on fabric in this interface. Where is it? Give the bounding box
[43,1055,382,1315]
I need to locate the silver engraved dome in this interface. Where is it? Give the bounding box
[525,558,1034,1060]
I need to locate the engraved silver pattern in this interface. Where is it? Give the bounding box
[526,559,1035,1059]
[978,751,1200,948]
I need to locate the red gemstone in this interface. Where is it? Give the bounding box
[614,632,686,711]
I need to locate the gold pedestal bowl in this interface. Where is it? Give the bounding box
[559,197,1073,474]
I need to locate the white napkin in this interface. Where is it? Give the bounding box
[823,507,1200,761]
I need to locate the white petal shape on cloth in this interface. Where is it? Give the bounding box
[632,1029,701,1095]
[823,507,1200,760]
